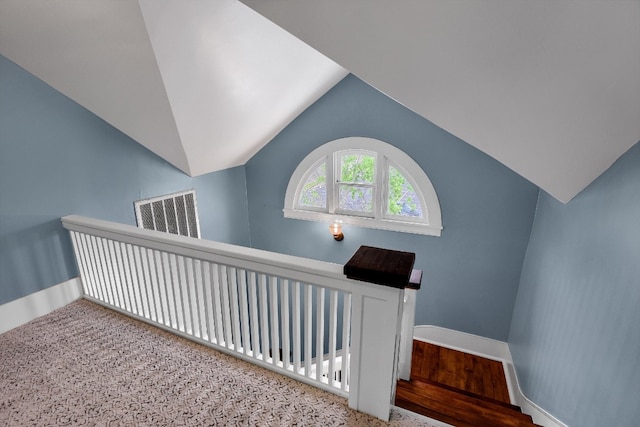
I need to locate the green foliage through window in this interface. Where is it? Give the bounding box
[298,163,326,208]
[388,166,423,218]
[339,153,375,213]
[340,153,375,183]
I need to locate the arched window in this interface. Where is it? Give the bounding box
[284,137,442,236]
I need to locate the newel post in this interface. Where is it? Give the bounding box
[343,246,417,421]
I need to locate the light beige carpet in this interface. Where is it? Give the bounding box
[0,299,436,426]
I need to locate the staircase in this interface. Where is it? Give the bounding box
[395,341,541,427]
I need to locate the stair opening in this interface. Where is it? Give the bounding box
[395,340,540,426]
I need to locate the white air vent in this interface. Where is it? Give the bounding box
[134,190,200,238]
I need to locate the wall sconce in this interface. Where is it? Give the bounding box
[329,221,344,241]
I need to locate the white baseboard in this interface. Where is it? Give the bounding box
[0,277,83,334]
[414,325,513,362]
[413,325,567,427]
[503,361,568,427]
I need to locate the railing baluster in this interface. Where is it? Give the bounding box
[114,242,131,312]
[70,232,91,297]
[248,271,260,359]
[316,286,325,383]
[100,238,116,307]
[328,289,338,387]
[182,256,196,335]
[92,236,111,305]
[153,250,168,326]
[133,245,146,317]
[229,268,242,352]
[292,281,302,374]
[123,244,140,316]
[209,262,221,344]
[259,274,270,362]
[341,293,352,392]
[200,261,213,342]
[167,253,182,331]
[159,251,174,329]
[145,247,160,322]
[102,238,120,307]
[191,258,204,339]
[76,233,95,299]
[88,236,105,302]
[86,234,103,300]
[175,255,189,332]
[219,265,233,348]
[281,279,291,370]
[204,263,216,343]
[92,236,108,303]
[304,283,312,378]
[269,276,280,366]
[211,264,225,344]
[140,247,156,320]
[105,239,123,310]
[237,269,251,356]
[135,245,151,318]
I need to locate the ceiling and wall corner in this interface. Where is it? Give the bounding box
[1,0,638,203]
[0,0,191,174]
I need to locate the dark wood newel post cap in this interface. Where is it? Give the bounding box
[343,245,421,290]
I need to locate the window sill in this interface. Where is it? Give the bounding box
[283,209,442,237]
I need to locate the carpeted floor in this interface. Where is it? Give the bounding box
[0,299,437,426]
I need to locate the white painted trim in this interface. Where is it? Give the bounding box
[503,355,569,427]
[0,278,83,334]
[414,325,512,362]
[283,137,442,236]
[398,288,417,380]
[284,208,443,236]
[413,325,568,427]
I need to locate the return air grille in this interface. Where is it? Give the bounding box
[134,190,200,238]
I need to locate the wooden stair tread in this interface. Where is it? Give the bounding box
[415,376,522,411]
[410,340,511,404]
[396,378,540,427]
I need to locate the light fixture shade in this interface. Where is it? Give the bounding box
[329,222,344,241]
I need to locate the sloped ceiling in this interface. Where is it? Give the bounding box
[1,1,638,202]
[241,0,640,203]
[0,0,348,176]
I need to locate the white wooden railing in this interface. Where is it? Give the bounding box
[61,215,406,421]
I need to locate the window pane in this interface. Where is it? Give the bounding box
[340,153,375,184]
[298,163,326,208]
[388,165,423,218]
[339,184,373,213]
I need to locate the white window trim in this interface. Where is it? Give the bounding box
[284,137,442,236]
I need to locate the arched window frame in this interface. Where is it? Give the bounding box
[284,137,442,236]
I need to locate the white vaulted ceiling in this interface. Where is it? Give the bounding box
[1,0,638,202]
[0,0,348,176]
[241,0,640,203]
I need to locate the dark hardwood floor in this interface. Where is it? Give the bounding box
[395,340,541,427]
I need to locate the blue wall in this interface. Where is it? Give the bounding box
[246,75,539,341]
[509,142,640,427]
[0,55,251,305]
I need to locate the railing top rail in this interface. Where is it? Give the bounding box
[62,215,391,296]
